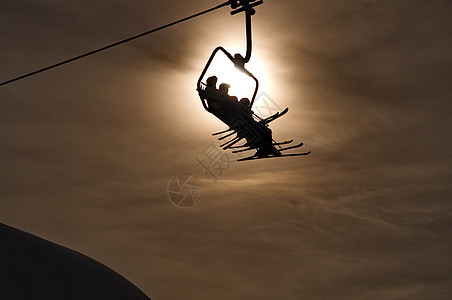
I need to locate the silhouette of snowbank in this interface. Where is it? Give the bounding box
[0,223,151,300]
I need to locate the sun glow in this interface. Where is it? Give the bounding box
[201,48,269,101]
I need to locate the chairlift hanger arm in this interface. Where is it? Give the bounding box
[228,0,263,64]
[244,11,253,63]
[197,1,263,110]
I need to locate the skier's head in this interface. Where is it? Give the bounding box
[239,98,250,107]
[206,76,217,88]
[219,83,230,93]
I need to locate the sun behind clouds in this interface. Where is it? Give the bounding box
[201,47,269,101]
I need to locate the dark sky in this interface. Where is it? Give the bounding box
[1,0,451,299]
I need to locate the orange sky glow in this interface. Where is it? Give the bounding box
[0,0,451,299]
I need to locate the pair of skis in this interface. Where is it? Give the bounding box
[212,107,311,162]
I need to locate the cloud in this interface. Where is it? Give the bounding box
[1,0,451,299]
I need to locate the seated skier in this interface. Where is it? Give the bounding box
[218,83,238,102]
[239,98,253,117]
[217,83,239,123]
[204,76,222,112]
[203,77,240,125]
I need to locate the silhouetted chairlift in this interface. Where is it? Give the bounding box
[196,0,310,161]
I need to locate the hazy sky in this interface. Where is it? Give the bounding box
[1,0,451,299]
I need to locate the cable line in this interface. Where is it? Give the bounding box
[0,1,230,87]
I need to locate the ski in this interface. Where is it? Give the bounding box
[229,144,249,149]
[218,130,236,140]
[273,139,293,146]
[237,151,311,162]
[232,146,254,153]
[222,136,244,149]
[279,142,303,152]
[262,107,288,124]
[212,128,233,136]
